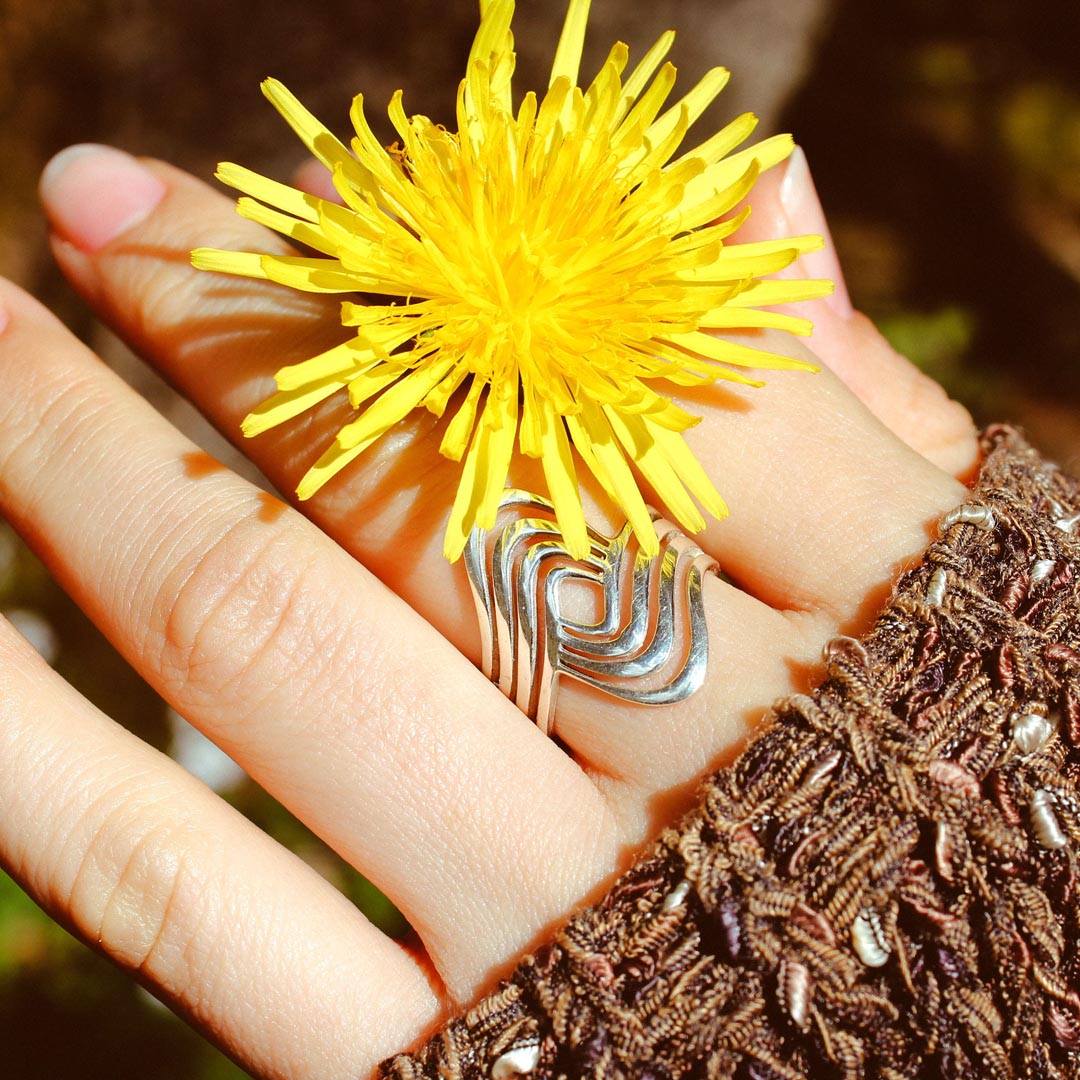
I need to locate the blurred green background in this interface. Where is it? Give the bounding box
[0,0,1078,1075]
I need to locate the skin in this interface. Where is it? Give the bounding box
[0,144,977,1079]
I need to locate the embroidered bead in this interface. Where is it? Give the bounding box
[1012,712,1054,755]
[1031,558,1056,584]
[662,879,691,912]
[926,567,947,607]
[939,504,996,533]
[934,821,957,883]
[822,635,869,669]
[491,1043,540,1078]
[778,959,812,1030]
[1031,789,1068,850]
[803,748,842,788]
[851,909,890,968]
[929,758,980,799]
[1055,512,1080,534]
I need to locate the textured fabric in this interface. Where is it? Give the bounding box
[381,427,1080,1080]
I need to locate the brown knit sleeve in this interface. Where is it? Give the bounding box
[380,427,1080,1080]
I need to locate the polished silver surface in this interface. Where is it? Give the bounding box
[465,490,717,734]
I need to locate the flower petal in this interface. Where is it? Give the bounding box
[649,422,728,520]
[242,375,349,438]
[680,132,795,213]
[662,331,819,372]
[439,377,485,462]
[444,388,517,560]
[215,162,322,222]
[274,339,377,392]
[567,399,657,557]
[262,78,378,198]
[550,0,592,89]
[541,410,588,560]
[606,407,704,533]
[726,278,836,307]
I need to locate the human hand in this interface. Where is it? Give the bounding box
[0,143,976,1078]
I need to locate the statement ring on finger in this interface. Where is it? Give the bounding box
[465,490,719,735]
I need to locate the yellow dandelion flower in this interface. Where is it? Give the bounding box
[193,0,833,561]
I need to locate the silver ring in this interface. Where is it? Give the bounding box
[465,490,718,735]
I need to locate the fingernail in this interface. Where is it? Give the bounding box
[40,144,166,254]
[779,146,853,318]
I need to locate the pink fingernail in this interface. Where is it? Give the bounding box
[40,144,166,254]
[779,146,854,318]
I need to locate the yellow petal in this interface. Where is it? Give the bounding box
[569,399,657,557]
[335,357,455,450]
[606,407,704,533]
[674,247,800,282]
[662,330,819,371]
[242,376,347,438]
[262,78,378,197]
[695,307,814,335]
[475,388,518,530]
[439,377,485,462]
[190,249,268,280]
[680,132,794,211]
[258,255,366,294]
[669,110,758,171]
[631,340,766,387]
[519,377,543,457]
[649,421,728,520]
[215,163,321,222]
[672,161,759,233]
[274,339,377,392]
[540,409,588,560]
[423,363,469,418]
[341,300,436,327]
[443,389,516,560]
[296,362,453,501]
[296,441,367,501]
[614,62,677,149]
[726,278,836,307]
[717,234,824,260]
[582,42,629,131]
[236,197,337,256]
[644,66,729,149]
[618,30,676,122]
[550,0,591,88]
[620,103,690,186]
[347,365,407,410]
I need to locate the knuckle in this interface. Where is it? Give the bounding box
[0,367,109,499]
[68,801,208,979]
[150,515,342,730]
[116,219,253,342]
[904,375,980,475]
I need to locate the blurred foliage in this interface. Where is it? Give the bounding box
[0,869,247,1078]
[786,0,1080,459]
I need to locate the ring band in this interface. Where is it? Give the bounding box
[465,490,718,734]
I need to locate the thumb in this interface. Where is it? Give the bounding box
[739,145,979,479]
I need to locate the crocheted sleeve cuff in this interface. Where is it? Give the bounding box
[381,427,1080,1080]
